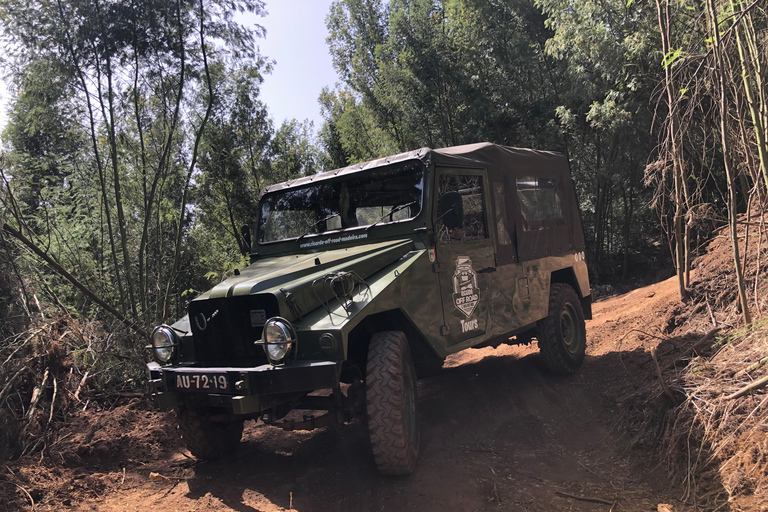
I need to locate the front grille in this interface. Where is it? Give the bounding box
[188,294,280,366]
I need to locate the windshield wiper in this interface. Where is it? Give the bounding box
[365,201,418,232]
[296,213,340,241]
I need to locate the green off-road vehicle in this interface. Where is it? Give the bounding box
[147,142,591,475]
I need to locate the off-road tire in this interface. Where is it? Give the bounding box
[366,331,419,475]
[177,413,244,460]
[537,283,586,374]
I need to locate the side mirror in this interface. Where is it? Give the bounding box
[438,191,464,229]
[240,224,252,255]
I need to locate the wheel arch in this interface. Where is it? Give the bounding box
[551,267,592,319]
[344,309,440,381]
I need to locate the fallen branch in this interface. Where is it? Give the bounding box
[554,490,614,505]
[651,347,677,402]
[73,371,89,402]
[727,374,768,400]
[27,368,49,420]
[149,472,173,484]
[666,328,723,370]
[2,222,148,338]
[706,296,717,327]
[149,472,188,483]
[744,356,768,374]
[47,372,58,427]
[490,466,501,504]
[2,328,43,367]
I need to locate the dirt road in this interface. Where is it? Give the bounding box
[20,276,686,512]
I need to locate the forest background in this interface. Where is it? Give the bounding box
[0,0,766,431]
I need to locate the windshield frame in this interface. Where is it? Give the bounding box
[256,160,427,247]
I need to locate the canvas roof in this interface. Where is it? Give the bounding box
[259,143,570,197]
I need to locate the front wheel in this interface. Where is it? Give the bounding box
[537,283,587,374]
[177,412,244,460]
[366,331,420,475]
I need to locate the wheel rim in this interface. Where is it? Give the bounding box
[560,303,582,355]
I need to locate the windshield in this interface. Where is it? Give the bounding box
[258,161,425,243]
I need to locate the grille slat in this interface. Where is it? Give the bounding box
[188,294,279,366]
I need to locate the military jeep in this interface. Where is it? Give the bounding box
[147,142,591,475]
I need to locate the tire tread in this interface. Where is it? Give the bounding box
[537,283,586,374]
[366,331,419,475]
[177,414,243,460]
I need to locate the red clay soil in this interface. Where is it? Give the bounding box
[2,276,697,512]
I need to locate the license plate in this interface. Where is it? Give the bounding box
[174,373,229,392]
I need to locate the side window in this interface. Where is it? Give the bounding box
[436,174,487,243]
[516,177,563,231]
[355,206,411,225]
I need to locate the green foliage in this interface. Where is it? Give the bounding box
[0,0,325,331]
[2,0,762,346]
[197,61,273,253]
[267,119,320,181]
[324,0,566,154]
[322,0,667,281]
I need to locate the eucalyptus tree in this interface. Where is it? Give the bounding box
[324,0,564,154]
[323,0,664,282]
[0,0,268,326]
[267,119,321,182]
[536,0,661,277]
[197,61,273,255]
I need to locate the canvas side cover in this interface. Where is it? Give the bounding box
[432,143,585,262]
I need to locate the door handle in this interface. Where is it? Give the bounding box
[477,267,497,274]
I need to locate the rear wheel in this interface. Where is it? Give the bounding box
[177,412,244,460]
[366,331,419,475]
[537,283,586,374]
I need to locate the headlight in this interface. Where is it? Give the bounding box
[151,325,176,364]
[258,317,296,365]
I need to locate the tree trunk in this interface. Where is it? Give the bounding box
[655,0,688,301]
[56,0,127,314]
[706,0,752,324]
[162,0,215,319]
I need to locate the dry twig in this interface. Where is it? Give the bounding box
[0,479,35,509]
[666,328,722,370]
[554,490,615,505]
[726,374,768,400]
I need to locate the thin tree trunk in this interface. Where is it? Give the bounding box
[732,1,768,192]
[94,0,138,319]
[162,0,215,318]
[55,0,127,314]
[136,0,187,323]
[706,0,752,324]
[132,7,149,317]
[656,0,688,300]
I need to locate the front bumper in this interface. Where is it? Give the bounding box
[147,360,342,415]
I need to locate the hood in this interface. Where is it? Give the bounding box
[194,239,416,302]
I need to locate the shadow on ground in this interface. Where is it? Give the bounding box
[177,341,721,512]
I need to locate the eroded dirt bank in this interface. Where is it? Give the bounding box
[4,276,689,512]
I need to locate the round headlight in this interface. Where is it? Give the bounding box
[151,326,176,364]
[260,318,295,364]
